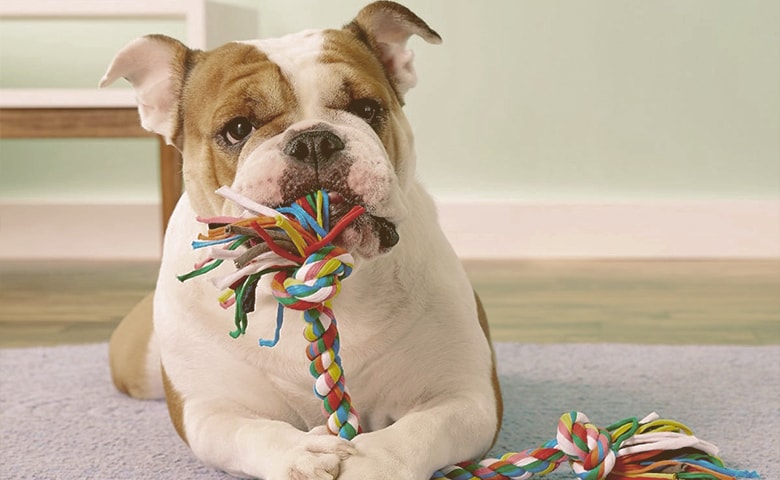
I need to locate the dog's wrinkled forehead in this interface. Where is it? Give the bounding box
[246,29,326,107]
[246,29,390,119]
[179,27,399,148]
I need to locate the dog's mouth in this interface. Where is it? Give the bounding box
[321,191,400,254]
[271,190,398,256]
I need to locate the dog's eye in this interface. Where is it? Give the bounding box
[348,99,381,124]
[221,117,256,145]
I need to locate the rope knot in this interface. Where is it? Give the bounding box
[271,245,355,311]
[557,412,616,480]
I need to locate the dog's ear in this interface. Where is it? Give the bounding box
[99,35,192,145]
[348,1,442,98]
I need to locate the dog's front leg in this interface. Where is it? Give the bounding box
[338,394,497,480]
[182,403,356,480]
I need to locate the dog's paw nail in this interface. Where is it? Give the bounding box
[314,469,337,480]
[287,452,341,480]
[337,445,357,459]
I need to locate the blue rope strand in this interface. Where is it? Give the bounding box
[258,303,285,347]
[192,235,242,249]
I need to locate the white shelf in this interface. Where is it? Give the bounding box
[0,1,191,17]
[0,88,137,109]
[0,1,258,109]
[1,0,206,49]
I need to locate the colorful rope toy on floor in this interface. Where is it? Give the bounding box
[179,187,760,480]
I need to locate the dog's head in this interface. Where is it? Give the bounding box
[101,1,440,259]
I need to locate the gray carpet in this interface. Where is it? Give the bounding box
[1,343,776,479]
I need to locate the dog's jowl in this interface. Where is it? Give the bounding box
[102,2,502,479]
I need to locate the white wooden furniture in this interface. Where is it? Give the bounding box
[0,0,258,231]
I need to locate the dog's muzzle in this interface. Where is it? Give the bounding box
[278,126,400,253]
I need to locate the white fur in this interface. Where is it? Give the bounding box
[242,30,326,121]
[141,333,164,398]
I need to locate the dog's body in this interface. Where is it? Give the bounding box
[104,3,502,479]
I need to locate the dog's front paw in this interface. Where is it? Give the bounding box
[268,429,356,480]
[337,435,420,480]
[338,455,418,480]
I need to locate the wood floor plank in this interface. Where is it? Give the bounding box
[1,259,778,347]
[0,261,157,347]
[465,260,780,345]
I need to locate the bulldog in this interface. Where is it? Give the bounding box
[102,2,502,479]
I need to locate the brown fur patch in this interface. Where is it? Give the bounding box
[109,292,156,399]
[345,1,441,102]
[178,42,298,216]
[321,28,412,172]
[475,291,504,448]
[162,365,189,445]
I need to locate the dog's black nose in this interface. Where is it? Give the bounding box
[284,129,345,166]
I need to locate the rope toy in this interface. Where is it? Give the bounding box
[179,187,760,480]
[178,186,361,438]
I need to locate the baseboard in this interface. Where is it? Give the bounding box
[436,199,780,259]
[0,203,162,260]
[1,200,777,260]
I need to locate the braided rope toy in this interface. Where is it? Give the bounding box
[179,187,760,480]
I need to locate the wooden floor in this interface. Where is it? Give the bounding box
[0,260,778,348]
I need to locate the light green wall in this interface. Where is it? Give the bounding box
[0,139,160,203]
[411,0,780,201]
[1,0,778,204]
[0,19,185,89]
